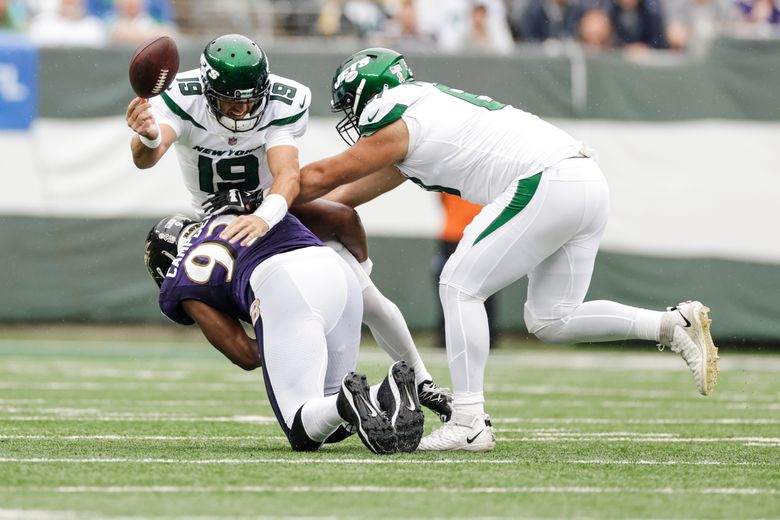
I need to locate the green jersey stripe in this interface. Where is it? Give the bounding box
[473,172,542,245]
[256,110,306,131]
[359,103,408,135]
[406,176,461,197]
[160,92,206,131]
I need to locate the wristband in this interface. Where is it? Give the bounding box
[253,193,288,230]
[139,124,162,149]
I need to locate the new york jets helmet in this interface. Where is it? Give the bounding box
[200,34,271,132]
[331,48,413,144]
[144,214,199,287]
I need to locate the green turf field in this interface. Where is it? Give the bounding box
[1,327,778,519]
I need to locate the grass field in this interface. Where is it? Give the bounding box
[1,326,778,520]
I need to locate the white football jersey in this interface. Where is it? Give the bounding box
[150,69,311,211]
[358,82,583,205]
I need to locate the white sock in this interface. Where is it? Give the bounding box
[300,394,343,443]
[362,283,433,384]
[453,392,485,416]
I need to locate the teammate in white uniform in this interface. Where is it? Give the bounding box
[298,48,720,452]
[125,35,452,420]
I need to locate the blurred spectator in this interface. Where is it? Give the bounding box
[417,0,513,53]
[85,0,172,23]
[578,6,615,48]
[29,0,108,47]
[108,0,176,44]
[432,193,499,350]
[733,0,780,35]
[664,0,729,54]
[513,0,587,42]
[607,0,668,49]
[342,0,388,38]
[382,0,435,50]
[1,0,28,31]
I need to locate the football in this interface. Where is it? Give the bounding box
[128,35,179,99]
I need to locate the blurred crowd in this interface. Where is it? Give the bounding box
[1,0,779,53]
[0,0,176,45]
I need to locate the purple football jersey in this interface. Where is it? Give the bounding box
[159,213,323,325]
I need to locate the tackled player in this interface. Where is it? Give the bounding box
[125,34,452,422]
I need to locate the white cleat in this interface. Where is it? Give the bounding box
[660,300,720,396]
[417,410,496,452]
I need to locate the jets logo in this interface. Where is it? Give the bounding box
[333,57,371,89]
[200,55,220,80]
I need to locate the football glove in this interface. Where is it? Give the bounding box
[202,188,263,216]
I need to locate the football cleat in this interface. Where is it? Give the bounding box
[417,380,453,422]
[336,372,397,455]
[376,361,424,453]
[659,300,719,396]
[417,410,496,452]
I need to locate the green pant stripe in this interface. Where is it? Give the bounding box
[473,172,542,246]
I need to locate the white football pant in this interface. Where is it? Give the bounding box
[249,246,363,442]
[439,157,664,410]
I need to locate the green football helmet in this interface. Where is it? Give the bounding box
[200,34,271,132]
[331,48,414,144]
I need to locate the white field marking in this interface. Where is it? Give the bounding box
[745,442,780,447]
[496,431,780,443]
[484,384,780,404]
[0,435,269,441]
[0,457,774,467]
[0,514,539,520]
[0,381,248,391]
[496,436,780,447]
[0,457,516,465]
[494,417,780,425]
[0,415,276,424]
[564,460,774,466]
[2,485,777,495]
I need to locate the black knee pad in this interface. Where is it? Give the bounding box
[288,407,323,452]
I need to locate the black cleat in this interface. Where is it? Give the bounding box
[336,372,397,455]
[417,379,454,422]
[377,361,424,453]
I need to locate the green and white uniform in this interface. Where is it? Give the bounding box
[359,82,583,205]
[150,69,310,212]
[360,81,664,412]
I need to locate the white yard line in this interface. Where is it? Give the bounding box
[0,457,773,466]
[0,485,776,495]
[494,417,780,425]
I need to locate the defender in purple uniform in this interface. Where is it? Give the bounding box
[144,206,425,454]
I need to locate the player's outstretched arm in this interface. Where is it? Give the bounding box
[322,166,407,208]
[182,299,260,371]
[298,119,409,204]
[126,97,176,169]
[291,199,368,262]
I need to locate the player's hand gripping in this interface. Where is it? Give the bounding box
[202,189,263,217]
[220,215,269,247]
[126,97,159,141]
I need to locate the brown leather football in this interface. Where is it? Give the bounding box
[128,36,179,99]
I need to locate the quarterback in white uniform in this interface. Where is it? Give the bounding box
[299,48,720,452]
[125,35,452,422]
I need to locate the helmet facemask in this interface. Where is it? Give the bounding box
[204,78,270,132]
[333,84,362,145]
[144,216,199,287]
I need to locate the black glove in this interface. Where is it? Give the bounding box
[202,188,263,216]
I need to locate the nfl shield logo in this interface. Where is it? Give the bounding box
[228,137,238,146]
